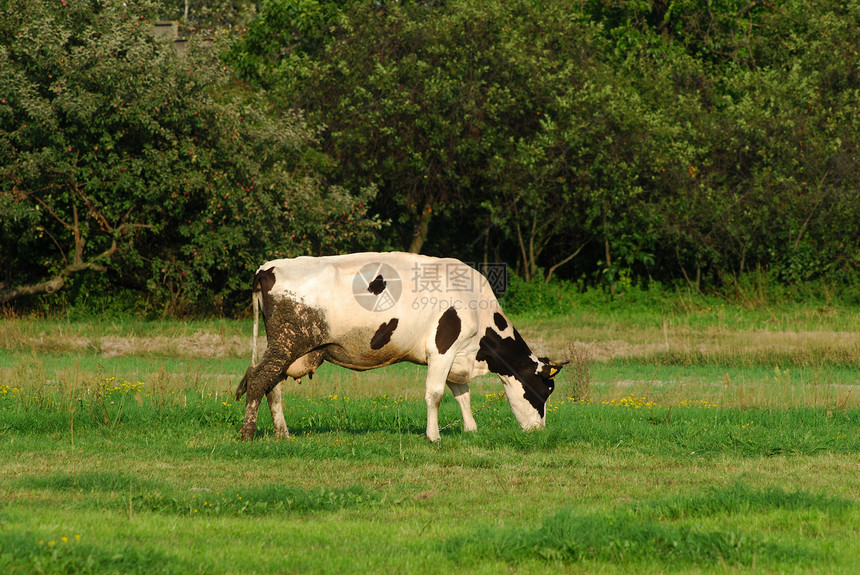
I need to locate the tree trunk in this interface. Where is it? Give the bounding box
[408,201,432,254]
[605,236,615,295]
[514,218,530,282]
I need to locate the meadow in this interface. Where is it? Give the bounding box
[1,297,859,574]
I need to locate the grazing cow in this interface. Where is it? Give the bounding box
[235,252,565,441]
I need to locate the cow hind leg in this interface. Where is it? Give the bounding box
[266,383,289,438]
[446,381,477,433]
[239,353,291,440]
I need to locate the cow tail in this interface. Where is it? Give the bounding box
[236,285,263,401]
[235,371,248,401]
[251,286,261,367]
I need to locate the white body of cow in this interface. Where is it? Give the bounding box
[235,252,564,441]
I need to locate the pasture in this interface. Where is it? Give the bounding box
[1,299,859,573]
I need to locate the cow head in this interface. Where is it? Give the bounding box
[503,357,567,430]
[476,320,567,431]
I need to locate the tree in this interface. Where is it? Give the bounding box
[233,0,550,254]
[0,0,378,312]
[219,0,860,290]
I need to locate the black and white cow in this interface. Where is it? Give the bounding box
[235,252,565,441]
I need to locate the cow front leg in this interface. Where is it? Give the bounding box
[424,360,454,442]
[446,381,477,433]
[266,383,289,438]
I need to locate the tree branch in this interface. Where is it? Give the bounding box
[545,238,591,282]
[512,203,530,282]
[0,203,152,303]
[0,257,105,304]
[30,193,73,231]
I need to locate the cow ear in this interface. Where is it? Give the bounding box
[543,360,567,379]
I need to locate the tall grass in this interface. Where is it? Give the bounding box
[3,373,858,458]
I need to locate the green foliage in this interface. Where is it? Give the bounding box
[4,0,860,315]
[501,273,582,317]
[229,0,860,294]
[0,0,378,314]
[502,271,680,318]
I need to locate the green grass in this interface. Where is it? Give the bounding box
[1,308,859,573]
[445,482,856,568]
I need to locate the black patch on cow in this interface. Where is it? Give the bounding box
[435,308,461,355]
[493,312,508,331]
[367,275,387,295]
[370,318,399,350]
[253,267,277,326]
[476,327,553,417]
[476,327,531,379]
[254,268,276,298]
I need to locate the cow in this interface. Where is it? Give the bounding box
[235,252,566,441]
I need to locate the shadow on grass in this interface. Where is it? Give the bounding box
[120,483,379,516]
[15,471,164,494]
[14,472,379,518]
